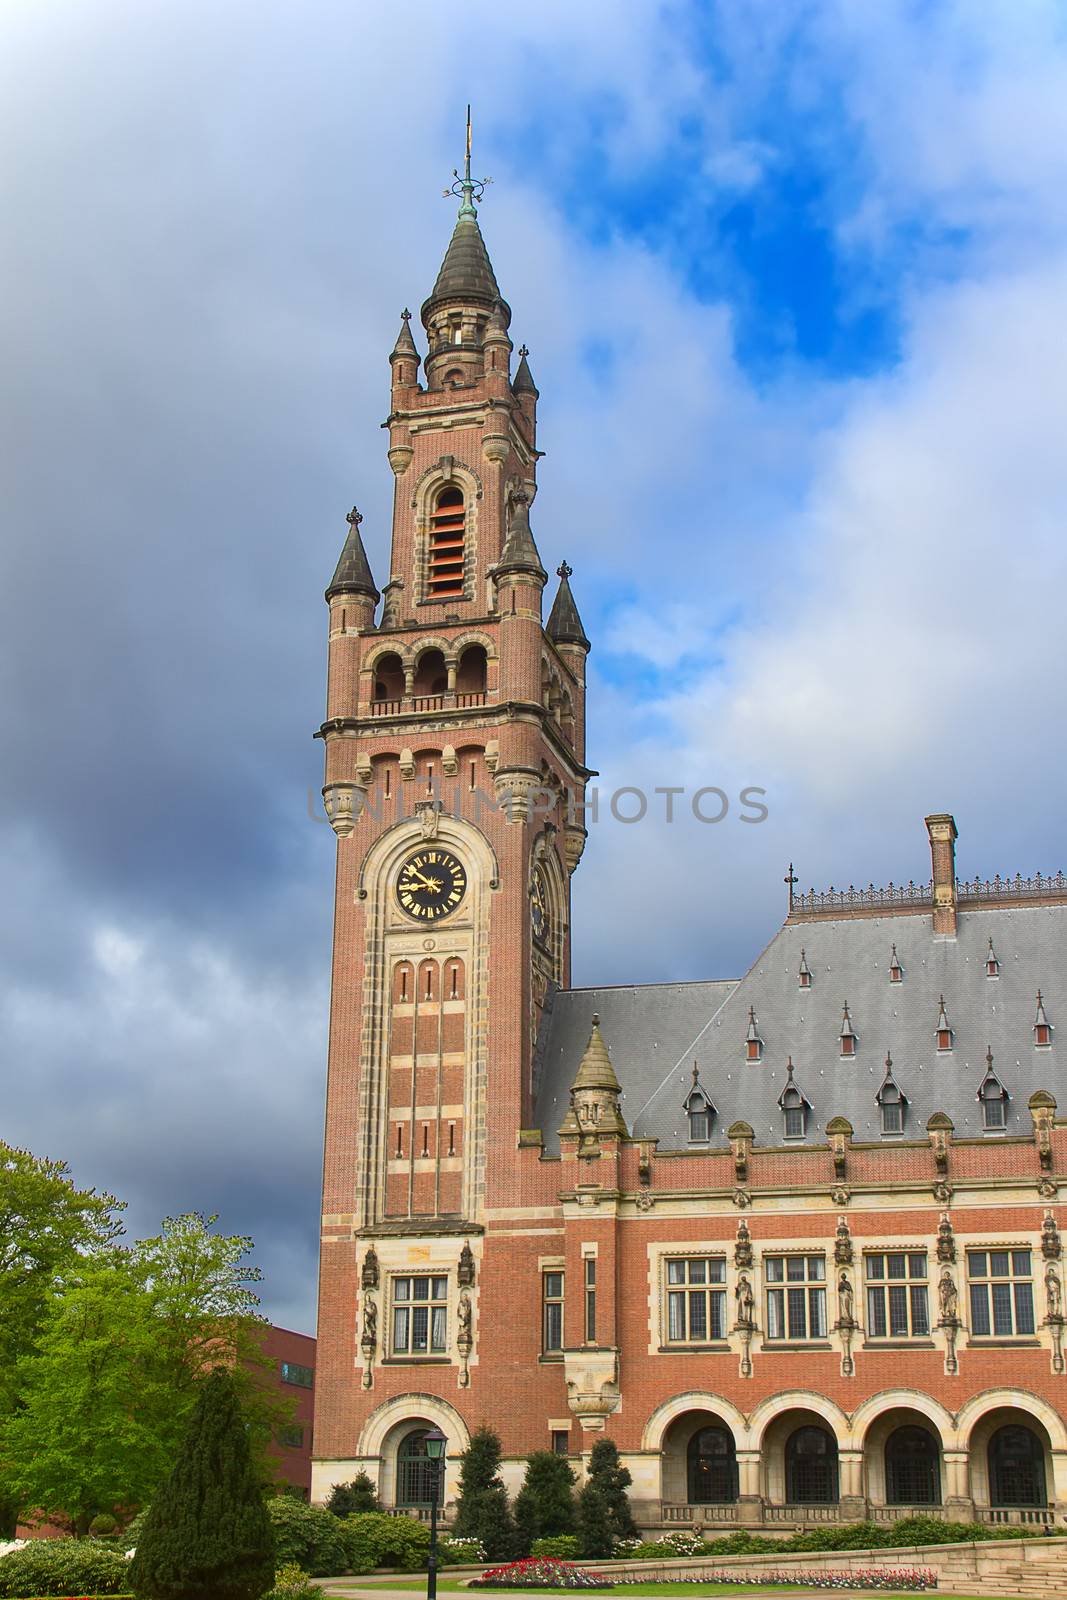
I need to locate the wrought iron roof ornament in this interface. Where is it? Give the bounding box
[443,105,493,219]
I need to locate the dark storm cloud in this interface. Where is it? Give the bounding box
[4,1,1067,1328]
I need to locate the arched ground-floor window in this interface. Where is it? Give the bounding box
[885,1425,941,1505]
[989,1424,1047,1507]
[786,1425,838,1504]
[687,1425,738,1504]
[397,1427,443,1507]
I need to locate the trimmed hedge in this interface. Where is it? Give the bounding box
[339,1511,431,1573]
[265,1499,346,1576]
[615,1518,1045,1562]
[0,1538,131,1596]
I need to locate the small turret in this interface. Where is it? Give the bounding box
[513,345,538,396]
[547,562,590,651]
[559,1014,627,1139]
[389,309,419,393]
[496,491,547,584]
[326,508,379,607]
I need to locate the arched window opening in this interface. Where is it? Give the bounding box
[980,1068,1008,1131]
[456,644,488,698]
[397,1427,445,1507]
[374,652,405,703]
[885,1426,941,1505]
[782,1085,807,1140]
[687,1425,738,1504]
[989,1424,1047,1507]
[413,648,448,698]
[786,1426,838,1505]
[429,487,466,596]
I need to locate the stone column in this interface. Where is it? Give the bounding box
[839,1449,865,1520]
[942,1449,974,1519]
[736,1449,763,1524]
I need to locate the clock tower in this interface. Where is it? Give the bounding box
[313,129,591,1489]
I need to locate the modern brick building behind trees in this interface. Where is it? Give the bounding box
[312,141,1067,1532]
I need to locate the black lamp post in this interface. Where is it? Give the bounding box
[424,1426,447,1600]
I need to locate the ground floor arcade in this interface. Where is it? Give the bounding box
[312,1387,1067,1531]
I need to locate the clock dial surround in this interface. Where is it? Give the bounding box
[396,848,468,922]
[531,865,551,948]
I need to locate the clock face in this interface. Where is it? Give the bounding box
[396,848,467,922]
[531,866,550,947]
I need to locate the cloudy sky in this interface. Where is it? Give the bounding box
[4,0,1067,1330]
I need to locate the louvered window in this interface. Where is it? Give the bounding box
[428,487,466,596]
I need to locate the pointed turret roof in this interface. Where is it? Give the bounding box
[546,562,590,650]
[572,1014,622,1094]
[326,507,379,604]
[513,344,538,396]
[421,213,509,323]
[390,309,418,362]
[497,493,547,582]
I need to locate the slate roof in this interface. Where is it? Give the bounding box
[422,216,509,321]
[532,906,1067,1153]
[326,510,379,603]
[546,568,590,650]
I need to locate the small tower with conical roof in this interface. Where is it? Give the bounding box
[559,1014,628,1144]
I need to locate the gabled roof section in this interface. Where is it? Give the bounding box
[532,903,1067,1151]
[326,507,379,604]
[546,562,590,650]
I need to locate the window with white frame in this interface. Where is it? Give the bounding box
[968,1249,1035,1337]
[391,1275,448,1355]
[665,1256,727,1343]
[865,1252,930,1338]
[765,1254,827,1340]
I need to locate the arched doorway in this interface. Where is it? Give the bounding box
[786,1425,839,1504]
[989,1424,1047,1507]
[885,1425,941,1505]
[687,1425,738,1504]
[397,1426,444,1507]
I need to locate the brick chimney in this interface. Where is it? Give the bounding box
[925,813,958,937]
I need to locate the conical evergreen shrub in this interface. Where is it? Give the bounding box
[452,1426,516,1560]
[129,1367,275,1600]
[576,1438,635,1557]
[514,1451,576,1552]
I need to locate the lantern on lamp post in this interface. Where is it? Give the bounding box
[423,1426,447,1600]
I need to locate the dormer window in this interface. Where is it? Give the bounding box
[798,949,812,990]
[936,996,953,1053]
[745,1006,763,1063]
[1034,991,1053,1048]
[839,1003,857,1058]
[986,938,1000,979]
[779,1059,810,1140]
[684,1065,716,1144]
[979,1050,1008,1131]
[428,487,466,597]
[876,1053,907,1137]
[889,945,903,984]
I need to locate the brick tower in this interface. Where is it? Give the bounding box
[313,131,592,1499]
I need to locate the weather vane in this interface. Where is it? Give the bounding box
[443,105,492,218]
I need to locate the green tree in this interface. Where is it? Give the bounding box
[0,1211,288,1533]
[1,1266,176,1534]
[514,1451,576,1553]
[325,1472,378,1516]
[129,1367,275,1600]
[0,1142,125,1534]
[576,1439,635,1558]
[452,1426,516,1561]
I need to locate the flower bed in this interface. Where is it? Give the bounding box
[472,1557,613,1588]
[641,1571,937,1591]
